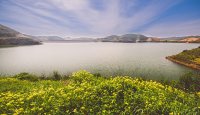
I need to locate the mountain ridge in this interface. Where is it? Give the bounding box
[97,34,148,43]
[1,24,200,44]
[0,24,41,45]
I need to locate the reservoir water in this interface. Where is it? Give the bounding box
[0,42,199,80]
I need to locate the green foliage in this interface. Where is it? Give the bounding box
[52,71,62,80]
[93,72,101,77]
[70,70,95,83]
[171,47,200,64]
[178,72,200,92]
[0,70,199,114]
[158,72,200,92]
[13,72,39,82]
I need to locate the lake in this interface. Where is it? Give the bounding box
[0,42,199,80]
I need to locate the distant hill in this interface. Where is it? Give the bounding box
[145,37,160,42]
[160,36,200,43]
[98,34,148,43]
[32,35,200,43]
[0,24,20,37]
[69,37,96,42]
[1,24,199,44]
[33,36,65,41]
[179,36,200,43]
[161,37,184,41]
[0,24,41,45]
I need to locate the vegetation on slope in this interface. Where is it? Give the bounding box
[166,47,200,70]
[0,70,199,114]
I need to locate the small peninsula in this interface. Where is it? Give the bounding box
[166,47,200,70]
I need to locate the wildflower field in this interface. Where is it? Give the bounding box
[0,70,199,114]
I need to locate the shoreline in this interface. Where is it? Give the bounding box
[166,56,200,71]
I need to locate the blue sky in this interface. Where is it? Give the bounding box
[0,0,200,38]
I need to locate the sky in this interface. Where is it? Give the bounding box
[0,0,200,38]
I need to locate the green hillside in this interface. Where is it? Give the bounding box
[166,47,200,70]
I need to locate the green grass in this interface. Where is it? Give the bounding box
[0,70,199,114]
[170,47,200,64]
[194,58,200,64]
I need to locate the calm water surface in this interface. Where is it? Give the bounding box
[0,42,199,80]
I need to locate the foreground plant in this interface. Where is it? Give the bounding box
[0,70,199,114]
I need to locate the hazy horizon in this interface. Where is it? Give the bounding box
[0,0,200,38]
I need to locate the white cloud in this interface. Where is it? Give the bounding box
[50,0,89,11]
[1,0,197,38]
[45,0,178,35]
[45,0,181,36]
[48,0,120,35]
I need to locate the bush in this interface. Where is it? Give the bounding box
[52,71,62,80]
[13,72,39,82]
[70,70,94,83]
[62,75,70,80]
[178,72,200,92]
[183,50,188,52]
[93,72,101,77]
[0,71,199,114]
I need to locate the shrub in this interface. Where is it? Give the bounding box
[93,72,101,77]
[13,72,39,82]
[70,70,94,83]
[183,50,188,52]
[0,71,199,114]
[52,71,62,80]
[62,75,70,80]
[178,72,200,92]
